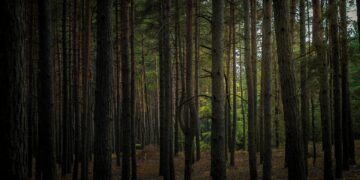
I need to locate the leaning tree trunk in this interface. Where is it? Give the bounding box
[211,0,226,179]
[273,0,306,179]
[0,0,28,179]
[93,0,113,179]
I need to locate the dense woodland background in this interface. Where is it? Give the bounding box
[1,0,360,179]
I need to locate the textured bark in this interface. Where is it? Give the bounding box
[211,0,226,179]
[329,0,343,178]
[340,0,355,168]
[38,0,57,178]
[244,0,257,179]
[300,0,309,175]
[130,0,137,179]
[72,0,81,179]
[194,0,201,162]
[61,0,70,175]
[120,0,131,179]
[250,0,258,155]
[159,0,174,179]
[0,0,28,179]
[184,0,197,178]
[262,0,272,179]
[311,94,316,166]
[357,0,360,47]
[312,0,334,179]
[93,0,113,178]
[81,0,91,179]
[273,1,306,179]
[230,0,237,166]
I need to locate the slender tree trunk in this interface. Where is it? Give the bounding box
[93,0,113,178]
[329,0,343,177]
[37,0,57,178]
[0,0,28,178]
[312,0,334,179]
[81,0,91,179]
[159,0,174,179]
[72,0,81,179]
[262,0,272,179]
[130,0,137,179]
[230,0,237,166]
[273,1,306,179]
[194,0,201,162]
[120,0,131,178]
[311,93,316,166]
[250,0,258,155]
[245,0,257,179]
[357,0,360,47]
[340,0,356,168]
[211,0,226,179]
[300,0,309,175]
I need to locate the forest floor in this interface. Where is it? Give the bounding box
[56,140,360,179]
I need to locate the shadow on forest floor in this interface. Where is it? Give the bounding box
[39,140,360,180]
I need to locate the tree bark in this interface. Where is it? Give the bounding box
[300,0,309,175]
[329,0,343,178]
[93,0,113,178]
[211,0,226,179]
[0,0,28,178]
[340,0,356,168]
[230,0,237,166]
[312,0,334,179]
[273,0,306,179]
[244,0,257,179]
[159,0,174,179]
[130,0,137,179]
[262,0,272,179]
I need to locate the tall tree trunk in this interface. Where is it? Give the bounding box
[120,0,131,179]
[184,0,197,178]
[311,93,316,166]
[211,0,226,179]
[329,0,343,178]
[159,0,174,179]
[340,0,356,168]
[61,0,70,176]
[130,0,137,179]
[312,0,334,179]
[262,0,272,179]
[72,0,81,179]
[37,0,57,178]
[299,0,309,175]
[115,0,122,167]
[194,0,201,162]
[81,0,91,179]
[244,0,257,179]
[93,0,113,178]
[273,1,306,179]
[0,0,28,178]
[357,0,360,47]
[250,0,258,156]
[230,0,237,166]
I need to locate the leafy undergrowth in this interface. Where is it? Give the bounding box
[45,141,360,179]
